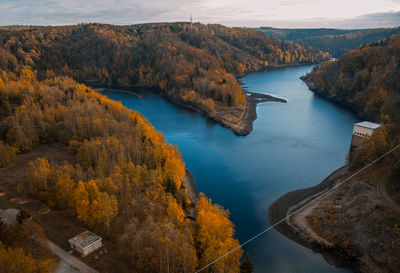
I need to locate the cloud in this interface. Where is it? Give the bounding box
[0,0,399,28]
[218,11,400,28]
[332,11,400,28]
[1,0,200,25]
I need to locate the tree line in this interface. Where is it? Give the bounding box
[0,22,327,272]
[260,27,400,57]
[302,33,400,175]
[0,23,330,120]
[0,66,242,272]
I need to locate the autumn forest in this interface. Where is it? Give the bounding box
[1,19,400,273]
[0,21,331,273]
[302,32,400,189]
[0,23,330,135]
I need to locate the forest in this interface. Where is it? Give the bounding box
[0,216,57,273]
[0,23,329,131]
[0,45,243,271]
[0,22,333,272]
[301,33,400,179]
[260,27,400,57]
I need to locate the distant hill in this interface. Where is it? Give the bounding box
[260,27,400,57]
[0,23,330,135]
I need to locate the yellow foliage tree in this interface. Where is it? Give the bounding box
[195,193,242,273]
[28,158,52,198]
[99,192,119,232]
[55,176,75,209]
[0,141,17,167]
[0,241,38,273]
[73,181,89,223]
[166,197,185,225]
[164,145,185,193]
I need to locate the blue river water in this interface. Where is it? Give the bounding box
[102,65,358,272]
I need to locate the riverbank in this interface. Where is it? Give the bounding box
[95,87,143,99]
[102,64,359,272]
[236,92,287,135]
[209,91,286,136]
[235,62,318,78]
[269,165,400,272]
[95,85,286,136]
[183,169,198,220]
[300,75,369,120]
[268,166,356,270]
[167,91,286,136]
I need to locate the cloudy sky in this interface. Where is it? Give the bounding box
[1,0,400,28]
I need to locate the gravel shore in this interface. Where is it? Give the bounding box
[268,166,358,270]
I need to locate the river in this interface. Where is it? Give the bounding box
[102,65,358,272]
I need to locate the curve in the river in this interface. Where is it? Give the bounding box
[102,65,358,273]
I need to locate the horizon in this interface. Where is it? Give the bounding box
[1,20,399,30]
[1,0,400,29]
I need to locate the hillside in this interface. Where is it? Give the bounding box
[302,32,400,172]
[260,27,400,57]
[301,33,400,124]
[0,23,330,135]
[276,31,400,273]
[0,65,242,271]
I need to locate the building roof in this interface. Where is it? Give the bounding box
[68,231,102,249]
[355,121,381,130]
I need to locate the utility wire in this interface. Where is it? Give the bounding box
[195,144,400,273]
[391,191,400,200]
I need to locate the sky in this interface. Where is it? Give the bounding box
[1,0,400,28]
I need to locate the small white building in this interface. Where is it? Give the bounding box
[68,231,102,256]
[351,121,381,149]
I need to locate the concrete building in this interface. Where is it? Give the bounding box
[351,121,381,149]
[68,231,102,256]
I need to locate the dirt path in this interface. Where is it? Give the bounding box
[287,190,334,247]
[272,166,400,272]
[46,240,98,273]
[268,166,356,269]
[56,260,80,273]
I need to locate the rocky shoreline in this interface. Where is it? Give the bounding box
[238,92,287,135]
[268,163,400,273]
[97,85,286,136]
[183,169,198,220]
[268,166,360,271]
[160,91,286,136]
